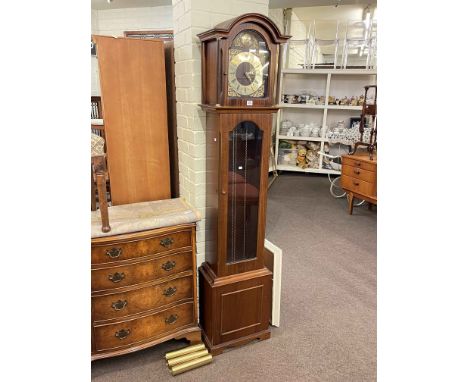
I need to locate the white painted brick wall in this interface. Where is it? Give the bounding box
[91,6,174,95]
[91,9,100,96]
[171,0,268,265]
[96,6,173,37]
[268,8,284,34]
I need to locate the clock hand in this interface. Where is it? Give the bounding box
[244,70,255,82]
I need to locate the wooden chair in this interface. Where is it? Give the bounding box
[352,85,377,159]
[91,133,110,232]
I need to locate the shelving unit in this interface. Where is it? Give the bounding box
[274,68,377,175]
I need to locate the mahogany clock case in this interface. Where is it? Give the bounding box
[197,14,289,355]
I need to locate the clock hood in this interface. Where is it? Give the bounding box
[197,13,290,43]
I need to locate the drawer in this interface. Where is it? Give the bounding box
[93,302,194,352]
[341,175,376,197]
[342,156,376,172]
[342,164,376,183]
[91,230,192,264]
[92,275,193,321]
[92,251,193,292]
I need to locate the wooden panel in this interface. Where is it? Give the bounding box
[341,175,376,197]
[217,274,272,344]
[199,266,214,344]
[342,155,377,172]
[205,40,219,105]
[91,251,193,292]
[93,302,194,352]
[92,274,193,321]
[164,41,179,198]
[91,229,191,265]
[203,112,220,272]
[341,164,376,183]
[220,286,263,335]
[94,35,170,205]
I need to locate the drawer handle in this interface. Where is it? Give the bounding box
[160,237,174,248]
[165,314,178,325]
[106,247,122,259]
[163,286,177,297]
[111,299,128,311]
[161,260,176,271]
[108,272,125,283]
[353,181,360,186]
[354,161,361,167]
[115,328,131,340]
[353,169,361,175]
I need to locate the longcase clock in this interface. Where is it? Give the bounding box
[197,13,289,355]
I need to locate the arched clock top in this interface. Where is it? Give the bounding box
[197,13,290,43]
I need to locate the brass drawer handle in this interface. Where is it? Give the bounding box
[353,169,361,175]
[163,286,177,297]
[160,237,174,248]
[165,314,178,325]
[108,272,125,283]
[111,299,128,311]
[161,260,176,271]
[106,247,122,259]
[353,181,360,186]
[115,328,131,340]
[354,161,361,167]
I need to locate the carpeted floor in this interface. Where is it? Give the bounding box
[92,174,376,382]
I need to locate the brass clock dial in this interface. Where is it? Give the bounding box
[227,30,270,99]
[228,52,264,96]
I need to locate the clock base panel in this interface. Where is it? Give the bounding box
[199,262,272,355]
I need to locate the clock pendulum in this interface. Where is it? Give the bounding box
[197,13,290,355]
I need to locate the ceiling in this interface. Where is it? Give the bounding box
[92,0,377,10]
[270,0,376,7]
[91,0,170,10]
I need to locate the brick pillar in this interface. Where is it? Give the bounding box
[171,0,269,266]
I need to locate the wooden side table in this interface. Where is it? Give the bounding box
[341,153,377,214]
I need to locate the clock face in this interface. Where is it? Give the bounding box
[227,30,270,99]
[228,52,264,96]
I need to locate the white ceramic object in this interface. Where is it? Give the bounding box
[330,161,342,171]
[300,126,313,137]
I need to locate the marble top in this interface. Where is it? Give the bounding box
[91,198,201,238]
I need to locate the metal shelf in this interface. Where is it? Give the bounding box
[277,135,328,142]
[282,68,377,75]
[276,165,340,175]
[274,68,377,176]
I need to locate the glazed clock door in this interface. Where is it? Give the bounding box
[223,23,278,107]
[227,30,270,99]
[219,114,271,276]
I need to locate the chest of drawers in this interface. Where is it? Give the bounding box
[91,223,201,360]
[341,153,377,215]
